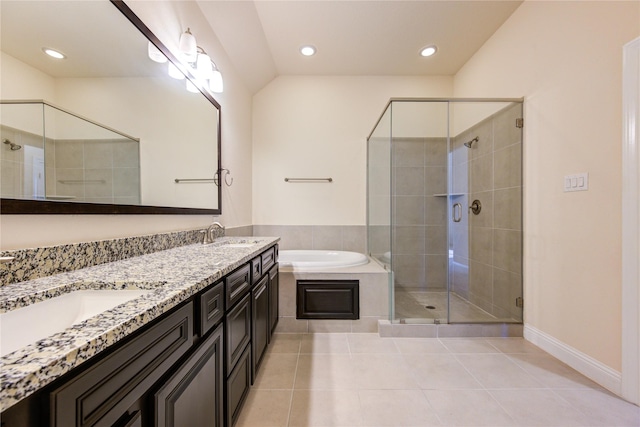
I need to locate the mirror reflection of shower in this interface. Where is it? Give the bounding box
[2,138,22,151]
[463,136,478,148]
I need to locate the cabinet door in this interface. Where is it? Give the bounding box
[296,280,359,319]
[226,345,251,427]
[225,294,251,372]
[251,275,269,382]
[155,324,224,427]
[268,266,279,336]
[115,410,142,427]
[50,303,193,427]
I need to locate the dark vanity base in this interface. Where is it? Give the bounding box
[1,244,279,427]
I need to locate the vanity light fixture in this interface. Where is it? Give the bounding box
[147,41,167,63]
[163,28,224,93]
[300,45,316,56]
[419,45,438,57]
[42,47,66,59]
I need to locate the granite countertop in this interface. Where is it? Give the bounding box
[0,236,279,413]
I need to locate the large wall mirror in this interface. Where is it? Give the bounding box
[0,0,222,214]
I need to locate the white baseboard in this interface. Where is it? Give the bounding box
[524,324,621,395]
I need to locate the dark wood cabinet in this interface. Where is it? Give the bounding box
[50,302,193,427]
[268,265,279,336]
[297,280,359,320]
[251,275,269,382]
[225,264,251,309]
[225,345,251,427]
[261,247,276,273]
[198,281,224,336]
[225,293,251,372]
[154,323,224,427]
[250,256,262,285]
[1,245,279,427]
[117,410,142,427]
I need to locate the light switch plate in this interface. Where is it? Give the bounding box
[564,173,589,192]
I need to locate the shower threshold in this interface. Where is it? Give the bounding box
[378,320,523,338]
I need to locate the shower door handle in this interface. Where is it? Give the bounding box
[452,203,462,223]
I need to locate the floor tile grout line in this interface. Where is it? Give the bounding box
[546,387,622,422]
[285,352,301,427]
[483,388,523,425]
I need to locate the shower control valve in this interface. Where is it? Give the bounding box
[469,200,482,215]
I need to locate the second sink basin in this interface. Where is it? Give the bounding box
[0,289,151,357]
[219,239,262,248]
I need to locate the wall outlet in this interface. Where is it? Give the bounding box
[564,173,589,192]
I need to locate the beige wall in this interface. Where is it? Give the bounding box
[0,0,254,250]
[252,75,453,225]
[454,0,640,372]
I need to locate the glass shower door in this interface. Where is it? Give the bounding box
[448,101,523,323]
[391,101,449,323]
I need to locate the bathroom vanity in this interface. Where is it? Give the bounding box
[0,238,279,427]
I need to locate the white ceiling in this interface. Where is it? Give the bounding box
[197,0,523,93]
[1,1,161,79]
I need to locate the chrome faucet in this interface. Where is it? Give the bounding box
[202,221,225,244]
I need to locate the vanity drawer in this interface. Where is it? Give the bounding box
[225,264,251,309]
[50,302,193,427]
[250,256,262,285]
[261,247,276,273]
[198,281,224,336]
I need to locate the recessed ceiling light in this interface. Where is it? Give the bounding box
[42,48,66,59]
[300,45,316,56]
[419,45,437,57]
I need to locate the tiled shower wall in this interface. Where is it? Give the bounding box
[0,125,140,204]
[47,139,140,204]
[450,103,523,320]
[0,125,48,199]
[392,138,449,291]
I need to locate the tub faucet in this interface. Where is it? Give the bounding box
[202,221,225,244]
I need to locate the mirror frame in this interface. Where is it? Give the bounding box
[1,0,222,215]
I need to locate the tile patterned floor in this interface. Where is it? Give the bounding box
[236,333,640,427]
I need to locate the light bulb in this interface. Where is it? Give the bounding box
[209,70,223,93]
[179,28,197,62]
[148,41,167,63]
[196,52,213,79]
[168,62,185,80]
[42,48,66,59]
[420,45,437,57]
[300,45,316,56]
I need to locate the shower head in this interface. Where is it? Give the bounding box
[464,137,479,148]
[2,138,22,151]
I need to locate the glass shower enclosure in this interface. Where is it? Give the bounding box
[367,99,523,324]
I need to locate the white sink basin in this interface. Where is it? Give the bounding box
[0,290,151,357]
[221,239,261,248]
